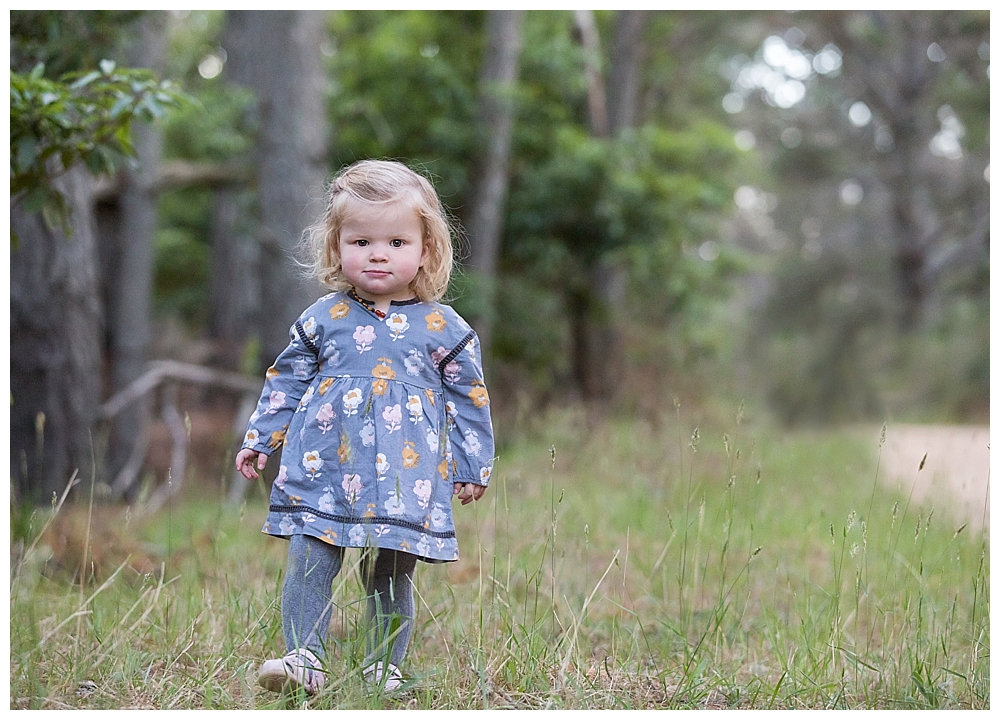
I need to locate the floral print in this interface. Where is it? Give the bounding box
[343,388,363,415]
[329,301,350,320]
[425,309,447,332]
[315,403,335,434]
[353,325,376,353]
[242,292,494,563]
[386,313,409,340]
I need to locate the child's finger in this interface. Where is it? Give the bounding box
[257,453,268,470]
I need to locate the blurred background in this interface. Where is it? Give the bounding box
[10,10,990,509]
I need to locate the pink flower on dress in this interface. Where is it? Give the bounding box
[315,402,335,434]
[353,325,376,353]
[382,404,402,433]
[266,390,287,414]
[342,473,363,503]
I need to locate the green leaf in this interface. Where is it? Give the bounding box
[69,71,101,90]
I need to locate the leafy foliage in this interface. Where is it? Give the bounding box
[9,60,186,237]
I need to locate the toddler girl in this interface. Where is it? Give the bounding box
[235,159,494,696]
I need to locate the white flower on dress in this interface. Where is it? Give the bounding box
[375,453,390,479]
[315,402,335,434]
[465,338,477,361]
[348,524,366,546]
[446,401,458,419]
[416,535,431,556]
[292,355,312,379]
[480,465,492,484]
[359,417,375,447]
[297,385,315,412]
[322,338,340,364]
[279,515,296,534]
[461,429,482,457]
[342,473,363,504]
[413,478,432,509]
[425,427,439,453]
[244,428,259,446]
[382,404,402,433]
[353,325,376,353]
[343,388,364,415]
[373,524,391,537]
[406,394,424,423]
[386,313,409,340]
[318,486,335,512]
[404,349,426,377]
[302,316,317,337]
[430,504,447,529]
[384,490,405,516]
[302,513,317,524]
[303,450,323,479]
[275,465,288,490]
[266,390,287,414]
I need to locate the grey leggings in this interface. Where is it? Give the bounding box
[282,534,417,667]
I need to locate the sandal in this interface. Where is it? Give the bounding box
[258,648,325,695]
[363,661,404,693]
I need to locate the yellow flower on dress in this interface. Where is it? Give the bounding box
[268,429,287,449]
[321,528,339,542]
[399,540,411,551]
[371,358,396,396]
[288,495,302,505]
[467,380,489,408]
[329,301,350,320]
[318,377,334,395]
[425,309,446,332]
[266,366,280,379]
[363,502,377,518]
[402,441,420,469]
[372,358,397,380]
[338,439,350,464]
[437,457,449,479]
[424,388,436,406]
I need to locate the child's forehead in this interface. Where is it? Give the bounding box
[339,192,422,221]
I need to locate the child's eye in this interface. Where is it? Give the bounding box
[356,239,368,246]
[390,239,404,248]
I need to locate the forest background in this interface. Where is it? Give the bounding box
[10,9,990,506]
[8,9,991,710]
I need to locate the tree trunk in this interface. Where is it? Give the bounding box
[211,11,266,371]
[819,11,941,330]
[11,166,103,504]
[607,11,647,134]
[571,10,647,402]
[464,10,524,354]
[239,10,329,365]
[102,12,167,497]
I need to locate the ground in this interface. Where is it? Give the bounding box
[879,424,990,532]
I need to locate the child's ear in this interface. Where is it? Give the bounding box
[420,238,430,267]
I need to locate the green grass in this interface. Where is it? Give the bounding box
[9,407,989,708]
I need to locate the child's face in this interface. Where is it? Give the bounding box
[338,199,428,306]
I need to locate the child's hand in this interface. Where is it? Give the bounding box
[453,482,486,505]
[235,448,268,480]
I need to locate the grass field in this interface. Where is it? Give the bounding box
[9,407,990,709]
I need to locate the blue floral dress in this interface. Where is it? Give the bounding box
[241,291,494,562]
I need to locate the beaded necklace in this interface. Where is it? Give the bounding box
[349,288,387,319]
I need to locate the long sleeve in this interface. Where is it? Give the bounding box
[242,315,322,456]
[441,332,495,486]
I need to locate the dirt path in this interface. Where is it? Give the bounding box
[878,424,990,532]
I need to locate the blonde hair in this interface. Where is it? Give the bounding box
[302,160,455,302]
